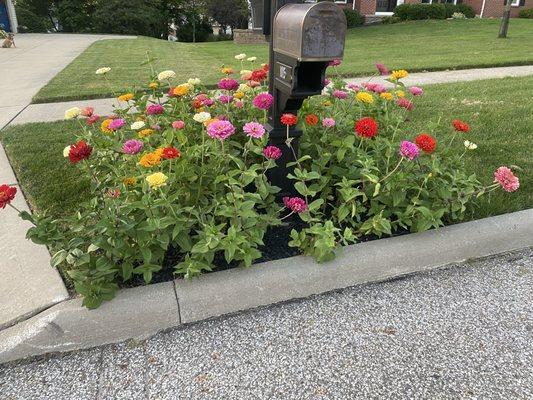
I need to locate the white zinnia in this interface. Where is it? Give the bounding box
[234,53,246,60]
[193,112,211,123]
[64,107,81,120]
[95,67,111,75]
[63,145,71,158]
[130,121,146,130]
[157,70,176,81]
[247,56,257,62]
[464,140,478,150]
[238,83,251,92]
[188,78,201,86]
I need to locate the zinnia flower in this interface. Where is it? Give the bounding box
[162,147,180,159]
[365,83,386,94]
[415,134,437,154]
[64,107,81,120]
[87,115,100,125]
[328,59,342,67]
[283,197,308,213]
[157,70,176,81]
[146,172,168,189]
[464,140,477,150]
[221,67,234,75]
[108,118,126,131]
[122,139,143,155]
[235,53,247,60]
[305,114,319,126]
[138,129,154,138]
[243,122,266,138]
[375,63,389,76]
[263,145,282,160]
[146,104,164,115]
[280,113,298,126]
[390,69,409,81]
[252,92,273,110]
[68,140,92,164]
[81,107,94,117]
[322,118,335,128]
[356,92,374,104]
[453,119,470,132]
[218,78,239,91]
[139,152,161,168]
[131,121,146,130]
[355,117,379,139]
[219,94,234,104]
[333,90,348,99]
[172,120,185,130]
[206,120,235,141]
[346,82,361,92]
[247,56,257,62]
[494,166,520,192]
[63,145,71,158]
[409,86,424,96]
[380,92,393,101]
[193,112,211,123]
[118,93,134,102]
[251,69,267,82]
[95,67,111,75]
[173,84,190,97]
[188,78,201,85]
[399,140,419,160]
[397,98,414,111]
[123,177,137,186]
[0,184,17,209]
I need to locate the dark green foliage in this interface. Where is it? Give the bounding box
[56,0,95,32]
[175,13,213,42]
[343,9,365,28]
[393,4,476,20]
[15,6,51,32]
[205,0,249,34]
[518,8,533,18]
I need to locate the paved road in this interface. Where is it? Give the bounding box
[0,33,134,129]
[0,248,531,399]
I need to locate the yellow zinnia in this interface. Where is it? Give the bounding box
[153,147,165,158]
[234,91,245,99]
[149,82,159,89]
[221,67,234,75]
[138,129,155,138]
[123,177,137,186]
[380,92,393,101]
[323,100,332,107]
[100,118,114,134]
[356,92,374,104]
[64,107,81,120]
[395,90,405,98]
[118,93,134,102]
[139,153,161,168]
[146,172,168,189]
[173,84,189,97]
[390,69,408,81]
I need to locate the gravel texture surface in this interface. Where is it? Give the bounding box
[1,248,531,400]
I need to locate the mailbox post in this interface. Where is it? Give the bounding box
[263,0,347,197]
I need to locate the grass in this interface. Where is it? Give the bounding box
[33,19,533,103]
[2,76,531,221]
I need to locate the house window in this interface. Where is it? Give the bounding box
[511,0,520,5]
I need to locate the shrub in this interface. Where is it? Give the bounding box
[175,13,213,42]
[454,4,475,18]
[56,0,95,33]
[343,9,365,28]
[15,6,50,32]
[2,59,520,308]
[519,8,533,18]
[394,4,448,20]
[381,16,401,24]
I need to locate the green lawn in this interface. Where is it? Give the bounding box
[34,18,533,103]
[3,76,531,221]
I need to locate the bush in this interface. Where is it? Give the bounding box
[394,4,460,20]
[175,13,213,42]
[519,8,533,18]
[57,0,94,33]
[381,16,401,24]
[454,4,475,18]
[15,6,50,32]
[343,9,365,28]
[4,59,520,308]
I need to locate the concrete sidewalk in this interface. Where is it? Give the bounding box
[1,248,531,399]
[0,33,136,129]
[5,64,533,127]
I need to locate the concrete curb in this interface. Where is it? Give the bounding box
[1,209,532,364]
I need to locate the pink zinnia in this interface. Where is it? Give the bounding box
[346,82,361,92]
[397,98,414,111]
[409,86,424,96]
[324,78,331,86]
[218,78,239,91]
[203,98,215,107]
[108,118,126,130]
[146,104,164,115]
[219,94,233,104]
[322,118,335,128]
[333,90,348,99]
[172,120,185,130]
[328,59,342,67]
[365,82,386,94]
[196,94,208,101]
[375,62,389,76]
[206,120,235,141]
[122,139,143,155]
[87,114,100,125]
[252,92,273,110]
[234,100,244,109]
[81,107,94,117]
[243,121,265,138]
[263,145,282,160]
[494,167,520,192]
[283,197,308,213]
[399,140,419,160]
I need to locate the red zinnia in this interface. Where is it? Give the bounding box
[251,69,267,82]
[68,140,93,164]
[355,117,379,138]
[162,147,180,159]
[0,184,17,209]
[415,134,437,154]
[305,114,319,126]
[280,113,298,126]
[452,119,470,132]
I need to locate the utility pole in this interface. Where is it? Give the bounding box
[498,0,513,38]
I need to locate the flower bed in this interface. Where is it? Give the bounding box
[1,56,520,308]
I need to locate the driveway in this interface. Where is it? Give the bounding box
[0,33,135,129]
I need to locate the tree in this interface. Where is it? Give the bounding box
[498,0,513,38]
[206,0,249,36]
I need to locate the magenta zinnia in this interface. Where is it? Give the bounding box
[146,104,164,115]
[263,145,282,160]
[494,167,520,192]
[399,140,419,160]
[283,197,308,213]
[206,120,235,141]
[122,139,144,155]
[252,92,274,110]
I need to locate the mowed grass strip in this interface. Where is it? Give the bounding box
[33,18,533,103]
[3,76,531,221]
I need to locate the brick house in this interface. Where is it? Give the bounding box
[336,0,531,18]
[0,0,17,32]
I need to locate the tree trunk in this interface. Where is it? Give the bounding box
[498,0,513,38]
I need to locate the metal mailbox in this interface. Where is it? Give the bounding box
[273,2,346,62]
